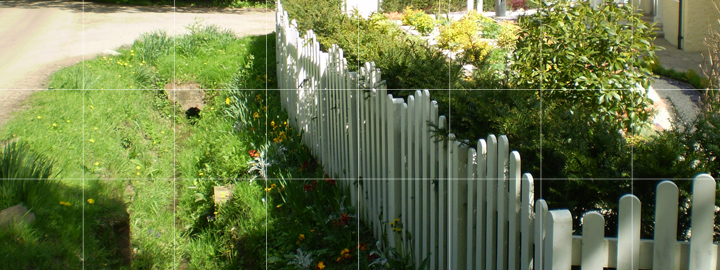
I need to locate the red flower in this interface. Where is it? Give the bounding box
[338,213,350,226]
[304,183,314,192]
[248,150,259,158]
[324,174,336,185]
[357,242,367,251]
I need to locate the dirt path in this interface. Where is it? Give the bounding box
[0,0,274,127]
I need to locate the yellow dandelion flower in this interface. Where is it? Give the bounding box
[52,123,57,127]
[36,116,41,119]
[199,172,203,176]
[90,105,94,109]
[89,139,95,143]
[118,75,122,78]
[136,172,140,175]
[87,198,95,204]
[225,98,231,105]
[66,120,70,123]
[94,162,99,166]
[136,166,141,170]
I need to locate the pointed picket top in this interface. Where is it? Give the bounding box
[689,173,716,270]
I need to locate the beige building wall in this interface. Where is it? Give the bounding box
[632,0,653,14]
[662,0,680,47]
[682,0,720,51]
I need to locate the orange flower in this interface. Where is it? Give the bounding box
[248,150,259,158]
[316,262,325,269]
[357,242,367,251]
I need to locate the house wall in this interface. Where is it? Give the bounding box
[682,0,720,51]
[662,0,679,47]
[631,0,653,14]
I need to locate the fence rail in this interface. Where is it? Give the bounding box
[275,2,720,269]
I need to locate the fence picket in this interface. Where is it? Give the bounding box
[582,211,605,270]
[414,91,423,266]
[508,151,521,270]
[497,135,510,269]
[466,147,478,270]
[421,90,431,265]
[545,210,572,270]
[534,199,548,270]
[476,139,488,270]
[485,135,498,270]
[617,195,641,270]
[438,116,447,270]
[429,106,439,270]
[520,173,534,270]
[690,174,716,270]
[653,181,679,270]
[274,5,720,269]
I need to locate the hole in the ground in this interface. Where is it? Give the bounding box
[186,107,201,120]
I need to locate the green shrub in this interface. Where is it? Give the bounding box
[381,0,466,13]
[510,0,658,132]
[284,0,462,91]
[401,6,435,35]
[496,21,520,50]
[437,15,480,51]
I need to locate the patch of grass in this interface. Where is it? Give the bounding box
[1,22,385,269]
[0,23,260,269]
[652,64,709,90]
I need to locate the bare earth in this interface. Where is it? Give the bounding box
[0,0,274,127]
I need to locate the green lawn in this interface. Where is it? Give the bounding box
[1,24,387,269]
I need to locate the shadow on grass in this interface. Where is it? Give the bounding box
[0,178,133,269]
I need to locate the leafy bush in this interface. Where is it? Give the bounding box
[284,0,462,91]
[401,6,435,35]
[496,21,520,50]
[381,0,466,13]
[510,0,658,132]
[437,15,480,51]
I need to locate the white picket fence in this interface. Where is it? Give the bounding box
[274,2,720,269]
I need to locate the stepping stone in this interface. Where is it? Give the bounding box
[0,204,35,227]
[164,82,205,112]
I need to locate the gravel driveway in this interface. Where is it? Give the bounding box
[0,0,274,126]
